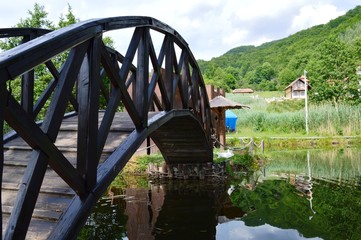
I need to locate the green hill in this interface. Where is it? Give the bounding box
[198,6,361,105]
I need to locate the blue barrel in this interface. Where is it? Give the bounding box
[225,110,238,131]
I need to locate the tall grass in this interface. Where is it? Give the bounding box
[309,103,361,135]
[226,92,361,136]
[234,109,306,134]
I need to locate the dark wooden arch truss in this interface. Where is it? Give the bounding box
[0,17,213,239]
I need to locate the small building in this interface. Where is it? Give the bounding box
[232,88,254,94]
[284,76,311,99]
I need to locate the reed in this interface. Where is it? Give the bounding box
[228,92,361,136]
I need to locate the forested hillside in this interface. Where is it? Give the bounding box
[198,6,361,105]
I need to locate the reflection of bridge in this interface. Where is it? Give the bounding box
[0,17,213,239]
[97,179,231,240]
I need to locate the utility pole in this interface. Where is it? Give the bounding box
[304,70,309,135]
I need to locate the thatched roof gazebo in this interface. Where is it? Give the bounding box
[209,96,249,149]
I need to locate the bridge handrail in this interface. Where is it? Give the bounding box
[0,17,191,80]
[0,17,212,239]
[0,17,211,128]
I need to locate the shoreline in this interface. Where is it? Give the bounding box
[227,135,361,150]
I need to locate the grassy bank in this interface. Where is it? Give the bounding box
[227,92,361,138]
[225,136,361,151]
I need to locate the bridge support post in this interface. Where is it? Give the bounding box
[20,34,35,117]
[77,35,102,191]
[21,70,34,117]
[0,81,5,236]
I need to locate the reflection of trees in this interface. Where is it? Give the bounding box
[237,147,361,239]
[78,187,128,239]
[229,178,361,240]
[312,179,361,240]
[267,148,361,185]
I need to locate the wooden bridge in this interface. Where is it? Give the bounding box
[0,17,213,239]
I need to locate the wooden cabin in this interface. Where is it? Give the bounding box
[284,76,310,99]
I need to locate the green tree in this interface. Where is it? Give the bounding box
[249,62,275,84]
[18,3,54,29]
[58,4,78,28]
[0,3,54,50]
[0,3,80,119]
[278,68,298,88]
[307,38,360,105]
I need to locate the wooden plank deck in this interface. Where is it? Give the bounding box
[2,112,137,239]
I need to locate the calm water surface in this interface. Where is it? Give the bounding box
[79,147,361,240]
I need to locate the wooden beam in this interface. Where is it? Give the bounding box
[154,36,171,110]
[20,69,34,117]
[190,68,199,113]
[100,42,142,129]
[99,68,110,103]
[33,61,60,116]
[4,93,86,196]
[135,28,149,128]
[19,34,35,117]
[0,81,5,235]
[147,32,161,110]
[164,36,174,110]
[97,87,121,160]
[77,35,101,191]
[41,42,89,142]
[180,51,190,108]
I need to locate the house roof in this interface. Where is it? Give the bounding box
[284,75,311,90]
[232,88,254,93]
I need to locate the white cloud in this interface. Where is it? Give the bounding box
[222,29,249,46]
[290,4,346,33]
[216,221,323,240]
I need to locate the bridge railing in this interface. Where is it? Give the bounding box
[0,17,212,238]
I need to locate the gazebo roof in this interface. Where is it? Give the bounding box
[209,95,249,111]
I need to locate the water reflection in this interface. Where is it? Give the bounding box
[79,147,361,240]
[306,150,316,218]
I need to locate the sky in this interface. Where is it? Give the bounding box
[0,0,360,60]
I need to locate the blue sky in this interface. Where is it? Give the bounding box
[0,0,359,60]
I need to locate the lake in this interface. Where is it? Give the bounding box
[78,147,361,240]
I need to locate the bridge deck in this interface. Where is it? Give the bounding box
[2,112,138,239]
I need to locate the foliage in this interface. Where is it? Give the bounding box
[307,38,361,105]
[122,154,164,174]
[215,152,261,176]
[199,6,361,105]
[0,3,116,124]
[226,137,239,147]
[78,196,128,239]
[230,153,255,169]
[0,3,55,50]
[266,99,304,113]
[58,4,79,28]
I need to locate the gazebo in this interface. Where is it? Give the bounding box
[209,95,249,148]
